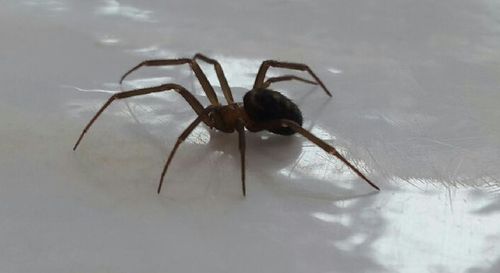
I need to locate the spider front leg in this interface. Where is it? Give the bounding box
[193,53,235,104]
[236,120,246,196]
[119,58,220,106]
[261,75,318,89]
[73,83,206,150]
[253,60,332,96]
[252,119,380,191]
[157,107,213,194]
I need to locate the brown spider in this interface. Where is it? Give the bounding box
[73,53,380,196]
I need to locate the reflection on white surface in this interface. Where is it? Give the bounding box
[309,125,337,141]
[375,187,500,273]
[328,68,343,74]
[96,0,154,22]
[121,76,173,90]
[313,212,352,226]
[23,0,68,12]
[185,126,211,145]
[1,0,500,272]
[129,45,176,59]
[62,85,116,94]
[335,233,368,252]
[278,124,372,188]
[97,36,121,46]
[279,146,358,183]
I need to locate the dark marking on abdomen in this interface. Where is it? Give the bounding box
[243,88,303,135]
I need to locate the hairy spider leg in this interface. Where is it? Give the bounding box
[158,107,213,194]
[193,53,234,104]
[251,119,380,191]
[119,58,220,106]
[253,60,332,96]
[236,120,246,196]
[262,75,318,88]
[73,83,207,151]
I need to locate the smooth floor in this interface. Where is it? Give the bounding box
[1,1,499,272]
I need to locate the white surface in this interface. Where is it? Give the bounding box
[1,1,500,272]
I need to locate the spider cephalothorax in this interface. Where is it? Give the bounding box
[73,53,380,196]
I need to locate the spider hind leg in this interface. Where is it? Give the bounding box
[253,60,332,96]
[251,119,380,191]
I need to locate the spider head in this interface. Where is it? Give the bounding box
[205,106,237,133]
[207,108,223,128]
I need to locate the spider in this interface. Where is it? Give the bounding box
[73,53,380,196]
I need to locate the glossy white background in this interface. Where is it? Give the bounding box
[1,1,499,272]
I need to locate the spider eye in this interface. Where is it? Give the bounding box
[208,112,215,122]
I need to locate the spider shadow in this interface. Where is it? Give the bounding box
[208,129,377,200]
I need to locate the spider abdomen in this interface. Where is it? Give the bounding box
[243,88,303,135]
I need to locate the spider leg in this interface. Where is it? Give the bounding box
[262,75,318,88]
[251,119,380,191]
[236,120,246,196]
[119,58,220,106]
[193,53,235,104]
[73,83,207,151]
[157,107,212,194]
[253,60,332,96]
